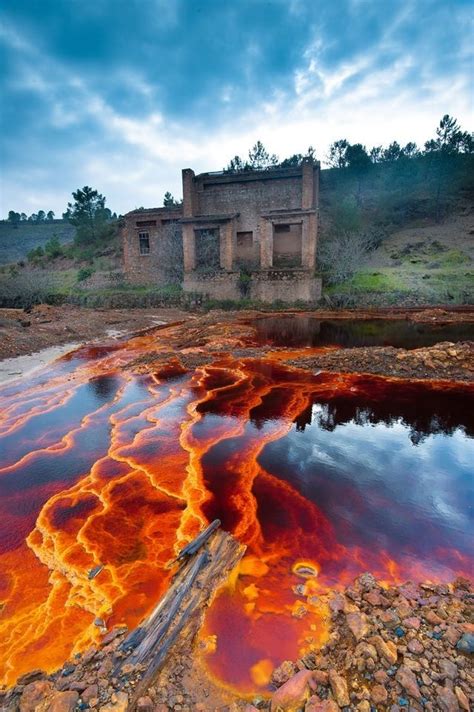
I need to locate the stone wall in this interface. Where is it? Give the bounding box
[183,269,322,303]
[122,207,182,284]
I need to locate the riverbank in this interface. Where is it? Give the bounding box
[2,572,472,711]
[1,305,474,362]
[0,305,189,360]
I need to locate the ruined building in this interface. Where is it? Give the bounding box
[123,160,321,302]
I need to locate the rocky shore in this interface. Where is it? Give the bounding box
[2,575,472,712]
[287,341,474,382]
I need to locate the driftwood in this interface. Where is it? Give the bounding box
[117,520,245,705]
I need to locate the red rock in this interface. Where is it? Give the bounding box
[136,696,154,712]
[371,684,388,704]
[312,670,329,685]
[99,691,129,712]
[328,669,349,707]
[454,685,470,711]
[16,670,46,686]
[365,591,390,607]
[305,700,339,712]
[407,639,424,654]
[378,608,400,629]
[48,691,79,712]
[346,611,369,641]
[370,636,398,665]
[82,685,99,703]
[437,686,461,712]
[244,706,260,712]
[329,593,346,614]
[272,660,297,686]
[20,680,54,712]
[270,670,314,712]
[404,616,421,630]
[374,670,389,684]
[395,664,421,700]
[425,610,443,625]
[445,626,462,646]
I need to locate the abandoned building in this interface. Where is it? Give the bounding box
[122,160,321,302]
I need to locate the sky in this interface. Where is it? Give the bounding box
[1,0,472,217]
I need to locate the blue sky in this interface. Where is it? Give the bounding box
[1,0,472,216]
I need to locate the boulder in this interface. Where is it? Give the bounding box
[271,670,314,712]
[346,611,369,641]
[20,680,54,712]
[437,686,461,712]
[48,691,79,712]
[328,670,349,707]
[395,664,421,700]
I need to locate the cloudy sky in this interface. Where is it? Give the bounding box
[1,0,472,217]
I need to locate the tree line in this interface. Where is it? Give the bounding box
[7,209,56,224]
[224,115,473,172]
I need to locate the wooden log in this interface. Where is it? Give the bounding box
[116,522,245,707]
[176,518,221,560]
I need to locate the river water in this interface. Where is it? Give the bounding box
[0,320,472,691]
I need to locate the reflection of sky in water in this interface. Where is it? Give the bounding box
[259,405,474,564]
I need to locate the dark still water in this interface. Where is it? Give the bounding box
[253,315,474,349]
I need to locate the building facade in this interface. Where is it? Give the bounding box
[123,160,321,302]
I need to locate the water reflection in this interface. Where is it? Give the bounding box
[254,315,474,349]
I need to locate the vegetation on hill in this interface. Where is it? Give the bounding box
[1,116,472,310]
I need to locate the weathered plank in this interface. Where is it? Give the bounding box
[117,521,245,705]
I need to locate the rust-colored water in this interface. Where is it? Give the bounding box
[0,329,472,691]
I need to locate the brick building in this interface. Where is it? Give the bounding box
[123,160,321,302]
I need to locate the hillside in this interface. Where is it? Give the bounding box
[0,221,76,264]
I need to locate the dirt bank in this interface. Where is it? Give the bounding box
[1,305,474,362]
[0,305,189,360]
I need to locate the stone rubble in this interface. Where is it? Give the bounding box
[1,575,472,711]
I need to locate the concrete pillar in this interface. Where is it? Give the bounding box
[302,161,314,210]
[301,214,317,269]
[182,223,196,273]
[260,219,273,268]
[182,169,196,218]
[219,222,234,271]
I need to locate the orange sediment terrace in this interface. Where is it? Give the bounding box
[0,329,472,691]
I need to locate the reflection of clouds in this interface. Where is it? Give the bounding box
[264,408,474,558]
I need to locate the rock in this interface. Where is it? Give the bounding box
[346,612,369,641]
[98,691,129,712]
[312,670,329,685]
[328,670,349,707]
[244,706,260,712]
[82,685,99,703]
[403,616,421,630]
[48,691,79,712]
[356,703,371,712]
[395,664,421,700]
[271,670,314,712]
[355,573,377,591]
[439,659,458,680]
[374,670,389,684]
[456,633,474,654]
[425,610,443,625]
[454,685,470,711]
[437,686,461,712]
[407,639,424,654]
[136,697,154,711]
[305,700,339,712]
[20,680,53,712]
[371,636,398,665]
[16,670,46,687]
[445,626,462,647]
[355,642,378,660]
[371,684,388,704]
[379,609,400,629]
[329,594,346,614]
[272,660,297,687]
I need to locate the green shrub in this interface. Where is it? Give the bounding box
[77,266,94,282]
